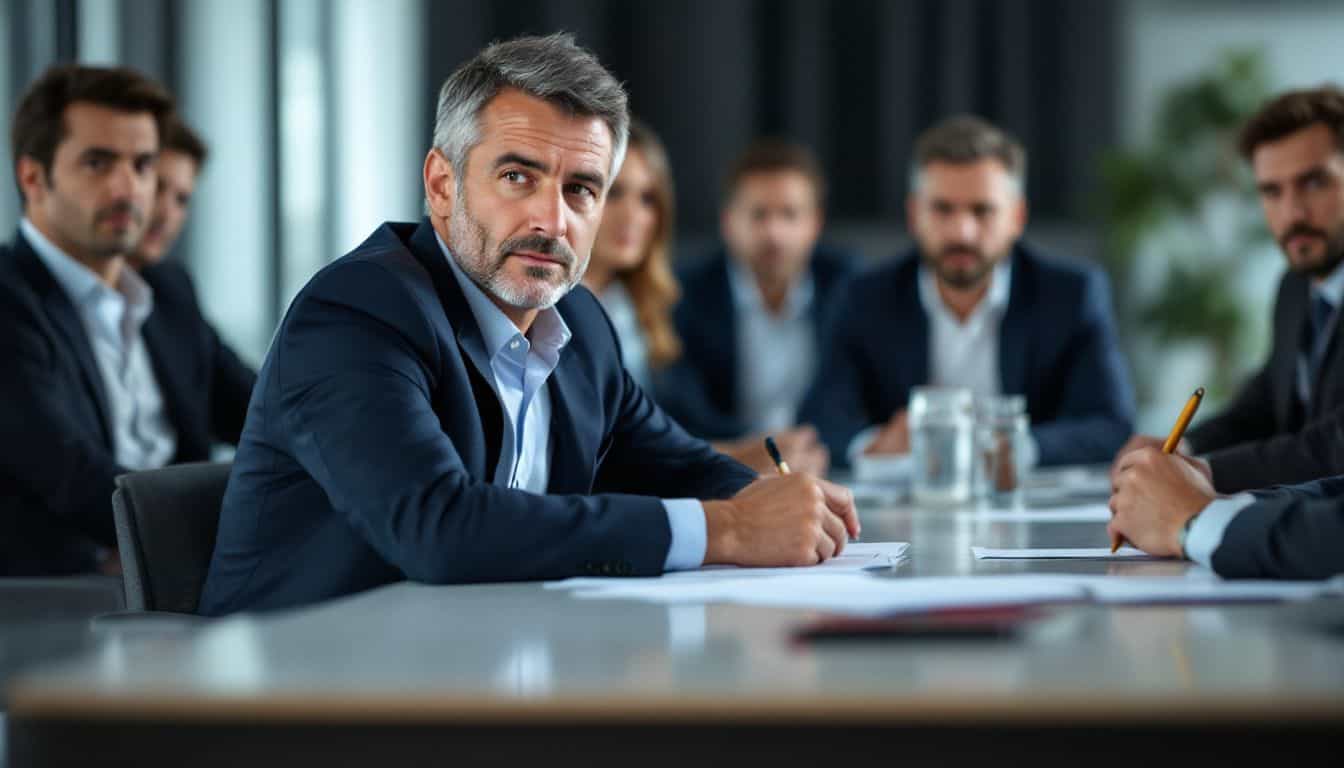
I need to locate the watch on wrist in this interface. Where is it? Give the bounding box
[1178,513,1200,561]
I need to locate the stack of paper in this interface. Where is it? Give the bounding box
[963,503,1113,523]
[971,545,1158,561]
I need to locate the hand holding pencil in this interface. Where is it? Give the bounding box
[1109,387,1206,553]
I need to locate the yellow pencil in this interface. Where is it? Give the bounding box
[1112,387,1204,552]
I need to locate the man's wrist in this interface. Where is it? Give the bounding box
[1178,512,1200,560]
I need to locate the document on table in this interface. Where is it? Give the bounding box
[963,503,1113,523]
[1075,574,1344,604]
[971,546,1160,560]
[571,572,1088,616]
[546,542,909,590]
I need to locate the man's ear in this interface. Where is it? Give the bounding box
[423,148,456,218]
[16,155,49,209]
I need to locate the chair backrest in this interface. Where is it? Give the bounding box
[112,462,232,613]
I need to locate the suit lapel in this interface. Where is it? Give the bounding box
[13,234,114,446]
[1279,274,1310,427]
[141,311,196,459]
[405,220,505,482]
[998,248,1030,397]
[545,341,598,495]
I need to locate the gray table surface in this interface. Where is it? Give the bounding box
[8,479,1344,727]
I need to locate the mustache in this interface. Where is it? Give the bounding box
[1281,224,1329,247]
[501,234,574,266]
[95,201,142,224]
[938,244,984,260]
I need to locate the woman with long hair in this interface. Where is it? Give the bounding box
[583,119,681,389]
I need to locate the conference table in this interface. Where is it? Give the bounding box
[6,468,1344,766]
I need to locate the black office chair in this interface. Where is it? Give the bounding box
[111,461,232,614]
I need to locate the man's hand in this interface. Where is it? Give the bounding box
[1108,446,1216,557]
[703,474,860,567]
[716,425,830,476]
[1110,434,1209,487]
[864,409,909,455]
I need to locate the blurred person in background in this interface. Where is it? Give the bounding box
[0,66,251,576]
[1115,85,1344,494]
[581,119,682,391]
[801,115,1134,469]
[657,138,849,476]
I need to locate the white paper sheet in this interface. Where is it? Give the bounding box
[546,542,909,590]
[571,572,1088,616]
[1075,574,1343,604]
[963,503,1113,523]
[971,546,1159,560]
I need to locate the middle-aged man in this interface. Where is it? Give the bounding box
[0,65,256,576]
[654,139,848,477]
[800,115,1135,469]
[1115,86,1344,494]
[199,34,859,616]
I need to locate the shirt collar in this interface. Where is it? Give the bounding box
[918,255,1013,325]
[726,253,815,321]
[435,231,571,362]
[20,217,154,319]
[1313,259,1344,310]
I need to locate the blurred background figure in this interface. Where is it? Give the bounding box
[801,116,1134,469]
[656,138,850,476]
[581,119,682,392]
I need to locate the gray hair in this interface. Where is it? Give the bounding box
[909,114,1027,194]
[432,32,629,191]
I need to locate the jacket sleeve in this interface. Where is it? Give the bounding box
[1029,268,1136,465]
[274,260,676,583]
[1211,480,1344,579]
[798,280,882,469]
[0,288,124,546]
[1202,403,1344,493]
[207,323,257,445]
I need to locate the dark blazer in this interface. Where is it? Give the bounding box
[1187,271,1344,492]
[1211,474,1344,579]
[0,231,256,575]
[800,242,1135,468]
[198,220,756,616]
[654,244,858,440]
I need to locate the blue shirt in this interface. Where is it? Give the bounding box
[436,234,705,570]
[20,218,177,471]
[727,256,816,433]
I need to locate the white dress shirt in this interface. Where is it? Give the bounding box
[849,260,1038,465]
[597,281,652,390]
[727,258,816,434]
[21,218,177,471]
[437,235,704,570]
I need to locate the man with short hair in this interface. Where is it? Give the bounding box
[656,138,849,476]
[801,115,1134,468]
[1116,85,1344,493]
[1110,86,1344,579]
[200,34,859,615]
[0,65,253,576]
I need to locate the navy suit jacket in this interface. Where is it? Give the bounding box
[654,245,858,440]
[1213,475,1344,579]
[199,220,755,616]
[0,231,256,575]
[1185,271,1344,492]
[800,242,1135,468]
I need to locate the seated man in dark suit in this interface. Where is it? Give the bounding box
[800,116,1134,469]
[656,139,851,476]
[0,65,257,576]
[1116,86,1344,494]
[1110,447,1343,580]
[199,34,859,616]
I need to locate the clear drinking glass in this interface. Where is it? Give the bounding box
[908,386,974,506]
[976,396,1030,510]
[973,395,1027,502]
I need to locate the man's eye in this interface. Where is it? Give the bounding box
[503,170,528,184]
[566,183,595,199]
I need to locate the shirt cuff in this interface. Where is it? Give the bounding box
[846,426,882,465]
[1184,493,1256,568]
[1021,433,1040,471]
[662,498,707,571]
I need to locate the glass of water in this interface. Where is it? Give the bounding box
[908,386,974,506]
[976,396,1030,510]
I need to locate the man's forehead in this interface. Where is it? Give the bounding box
[60,102,159,147]
[1253,124,1344,180]
[919,160,1018,197]
[477,90,612,169]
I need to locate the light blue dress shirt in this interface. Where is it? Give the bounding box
[20,218,177,470]
[1183,493,1256,568]
[436,234,705,570]
[727,257,816,434]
